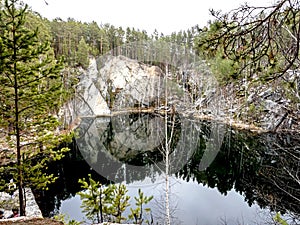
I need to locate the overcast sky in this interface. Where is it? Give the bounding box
[23,0,274,35]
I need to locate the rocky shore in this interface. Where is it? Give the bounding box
[0,188,42,220]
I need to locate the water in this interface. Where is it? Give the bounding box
[34,113,300,224]
[59,176,264,225]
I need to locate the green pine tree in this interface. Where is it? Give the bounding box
[78,175,103,223]
[110,183,130,223]
[129,188,153,224]
[78,175,155,224]
[78,174,115,223]
[0,0,71,216]
[76,36,89,69]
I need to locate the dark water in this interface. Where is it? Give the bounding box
[34,113,300,224]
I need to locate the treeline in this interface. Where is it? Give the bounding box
[25,1,300,87]
[26,10,200,69]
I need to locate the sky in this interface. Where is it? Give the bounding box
[23,0,274,35]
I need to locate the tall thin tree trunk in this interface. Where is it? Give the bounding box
[164,65,171,225]
[15,87,25,216]
[13,21,25,216]
[99,187,103,223]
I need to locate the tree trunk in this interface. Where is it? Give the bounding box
[99,188,103,223]
[164,65,171,225]
[13,29,25,217]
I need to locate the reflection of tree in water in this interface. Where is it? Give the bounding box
[177,125,300,218]
[257,132,300,217]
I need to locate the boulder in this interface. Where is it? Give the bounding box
[0,188,42,219]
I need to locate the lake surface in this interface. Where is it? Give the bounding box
[34,113,300,224]
[59,175,265,225]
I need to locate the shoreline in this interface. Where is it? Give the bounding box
[73,108,294,134]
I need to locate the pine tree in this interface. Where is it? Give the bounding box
[129,189,153,224]
[78,176,150,224]
[78,175,103,223]
[0,0,70,216]
[110,184,130,223]
[76,36,89,69]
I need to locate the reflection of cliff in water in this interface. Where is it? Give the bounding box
[76,113,200,182]
[35,114,300,218]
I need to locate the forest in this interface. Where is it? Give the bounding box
[0,0,299,224]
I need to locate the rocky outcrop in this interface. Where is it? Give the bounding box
[63,55,300,132]
[59,58,110,127]
[62,55,195,128]
[0,188,42,219]
[96,55,165,109]
[96,55,192,113]
[221,70,300,131]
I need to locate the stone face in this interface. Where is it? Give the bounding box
[234,76,298,131]
[63,55,194,124]
[63,55,300,132]
[106,60,164,109]
[96,55,191,112]
[75,58,111,116]
[60,58,111,126]
[0,188,42,219]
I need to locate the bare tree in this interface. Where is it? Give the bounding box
[199,0,300,81]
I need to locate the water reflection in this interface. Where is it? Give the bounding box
[59,175,264,225]
[76,113,204,182]
[34,113,300,222]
